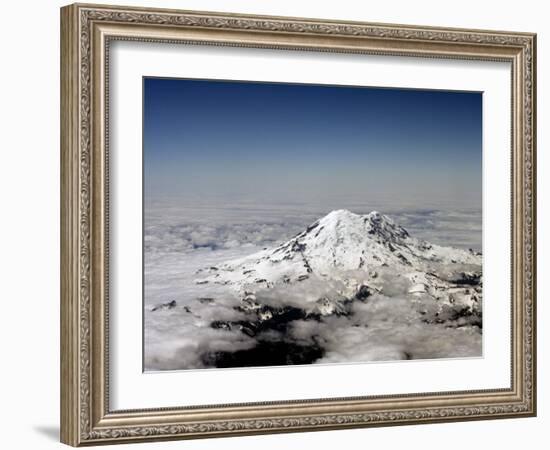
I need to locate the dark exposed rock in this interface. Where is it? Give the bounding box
[420,242,433,251]
[212,303,321,340]
[291,241,307,252]
[449,271,482,286]
[239,323,257,337]
[256,306,308,333]
[211,320,232,330]
[151,300,176,312]
[202,340,324,368]
[305,220,320,233]
[355,285,372,301]
[397,253,411,266]
[365,212,409,241]
[420,304,482,329]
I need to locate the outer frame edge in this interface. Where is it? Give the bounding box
[60,3,81,447]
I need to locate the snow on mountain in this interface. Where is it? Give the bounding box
[194,210,482,317]
[147,210,483,370]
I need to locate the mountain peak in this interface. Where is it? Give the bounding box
[315,209,405,243]
[317,209,360,230]
[323,209,356,219]
[320,209,389,224]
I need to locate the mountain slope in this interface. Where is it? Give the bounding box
[195,210,481,313]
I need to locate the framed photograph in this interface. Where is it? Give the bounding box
[60,3,537,446]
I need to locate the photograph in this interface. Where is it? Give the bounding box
[57,2,537,445]
[143,78,483,371]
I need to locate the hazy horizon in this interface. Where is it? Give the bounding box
[144,78,482,208]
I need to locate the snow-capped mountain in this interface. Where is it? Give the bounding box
[195,210,482,318]
[148,210,483,370]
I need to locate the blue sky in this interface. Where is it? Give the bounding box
[143,77,482,206]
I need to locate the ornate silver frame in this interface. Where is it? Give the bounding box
[60,3,536,446]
